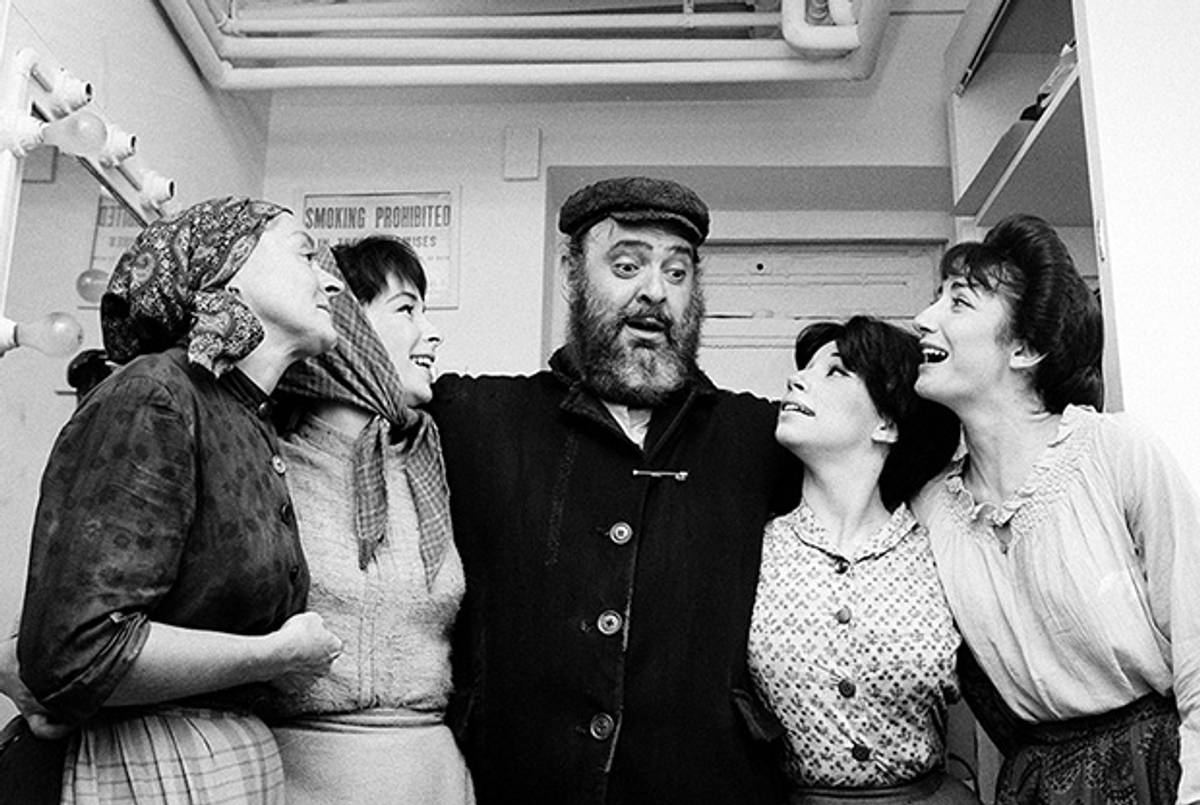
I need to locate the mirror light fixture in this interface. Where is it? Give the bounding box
[75,268,109,304]
[0,312,83,358]
[2,108,109,159]
[100,125,136,166]
[19,52,93,117]
[116,159,176,211]
[2,49,165,196]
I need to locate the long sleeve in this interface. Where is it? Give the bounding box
[1115,415,1200,803]
[19,371,195,723]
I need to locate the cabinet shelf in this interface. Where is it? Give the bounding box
[958,68,1092,227]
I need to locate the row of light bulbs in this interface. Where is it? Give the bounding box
[1,53,175,359]
[2,55,175,210]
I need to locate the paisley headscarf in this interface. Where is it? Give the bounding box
[279,246,452,588]
[101,196,288,374]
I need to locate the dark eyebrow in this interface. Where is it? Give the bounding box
[293,231,317,251]
[384,289,421,306]
[605,240,695,262]
[606,239,653,255]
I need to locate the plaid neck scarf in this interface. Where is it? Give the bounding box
[279,248,452,588]
[101,197,286,373]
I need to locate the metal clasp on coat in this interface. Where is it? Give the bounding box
[632,469,689,482]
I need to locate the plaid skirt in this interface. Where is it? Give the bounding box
[62,707,285,804]
[958,646,1181,805]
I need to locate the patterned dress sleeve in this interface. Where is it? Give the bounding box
[1112,415,1200,803]
[18,370,198,724]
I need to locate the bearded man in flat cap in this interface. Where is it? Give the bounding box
[429,176,802,805]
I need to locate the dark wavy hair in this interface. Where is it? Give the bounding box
[793,316,960,511]
[333,235,428,305]
[939,214,1103,412]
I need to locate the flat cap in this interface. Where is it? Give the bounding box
[558,176,710,245]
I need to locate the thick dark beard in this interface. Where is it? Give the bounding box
[567,272,705,407]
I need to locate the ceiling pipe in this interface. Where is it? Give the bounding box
[225,12,783,35]
[161,0,236,87]
[196,60,882,90]
[160,0,888,88]
[218,37,802,63]
[232,0,745,20]
[783,0,887,62]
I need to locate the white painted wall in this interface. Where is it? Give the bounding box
[0,0,270,722]
[265,12,960,375]
[1074,1,1200,492]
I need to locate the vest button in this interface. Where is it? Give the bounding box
[607,522,633,545]
[589,713,615,741]
[597,610,623,636]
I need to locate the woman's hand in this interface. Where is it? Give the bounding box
[0,636,74,739]
[103,614,344,708]
[264,612,343,678]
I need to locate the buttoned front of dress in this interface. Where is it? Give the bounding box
[747,502,960,789]
[20,348,309,723]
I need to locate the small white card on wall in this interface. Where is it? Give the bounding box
[302,189,460,309]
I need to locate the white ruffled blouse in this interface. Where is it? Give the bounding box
[912,405,1200,802]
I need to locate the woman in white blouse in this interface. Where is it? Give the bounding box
[912,214,1197,804]
[748,315,973,803]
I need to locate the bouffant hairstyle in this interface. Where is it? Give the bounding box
[793,316,960,511]
[939,214,1103,412]
[333,235,428,305]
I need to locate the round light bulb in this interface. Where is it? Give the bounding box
[41,111,108,159]
[16,312,84,357]
[75,268,109,304]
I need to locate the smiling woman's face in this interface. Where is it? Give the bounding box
[362,272,441,407]
[913,276,1015,410]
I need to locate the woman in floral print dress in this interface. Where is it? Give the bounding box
[747,315,974,804]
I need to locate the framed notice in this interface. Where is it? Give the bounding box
[90,195,143,275]
[302,190,460,309]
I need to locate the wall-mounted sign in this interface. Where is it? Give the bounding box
[302,190,459,309]
[91,195,142,268]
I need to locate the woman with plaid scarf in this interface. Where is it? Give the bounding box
[269,236,474,804]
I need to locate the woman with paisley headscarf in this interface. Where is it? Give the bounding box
[12,197,346,803]
[268,235,473,804]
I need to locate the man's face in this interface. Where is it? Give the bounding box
[567,218,705,407]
